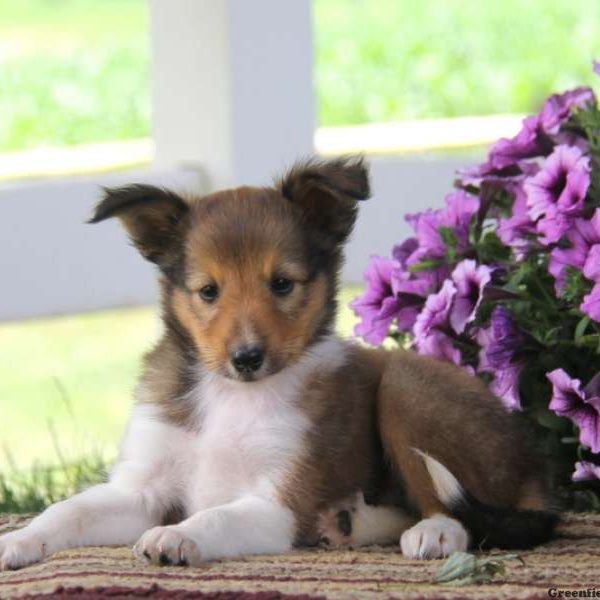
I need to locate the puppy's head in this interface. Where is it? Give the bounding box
[91,157,369,381]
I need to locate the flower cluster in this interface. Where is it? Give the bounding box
[352,63,600,501]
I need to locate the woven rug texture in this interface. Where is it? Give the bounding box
[0,513,598,599]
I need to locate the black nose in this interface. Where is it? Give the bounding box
[231,345,264,373]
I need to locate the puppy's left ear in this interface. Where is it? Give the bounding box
[277,156,370,244]
[89,184,189,268]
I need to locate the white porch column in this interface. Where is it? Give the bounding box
[150,0,315,190]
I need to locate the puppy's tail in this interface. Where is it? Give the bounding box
[417,451,559,550]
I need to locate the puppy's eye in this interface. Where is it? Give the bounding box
[271,277,294,296]
[199,284,219,302]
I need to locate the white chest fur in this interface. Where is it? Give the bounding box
[112,336,346,518]
[184,371,312,512]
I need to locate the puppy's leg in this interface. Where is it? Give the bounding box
[0,483,162,570]
[385,439,469,559]
[379,391,469,559]
[318,492,414,547]
[135,495,294,566]
[378,351,558,557]
[0,405,183,570]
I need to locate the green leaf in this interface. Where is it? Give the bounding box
[439,226,459,249]
[567,106,600,155]
[435,552,477,583]
[575,316,591,341]
[576,334,600,348]
[434,552,523,586]
[562,267,590,304]
[476,231,511,264]
[408,259,443,273]
[536,409,568,431]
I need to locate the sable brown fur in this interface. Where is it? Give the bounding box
[377,351,548,512]
[90,185,190,280]
[280,345,388,545]
[278,156,369,245]
[135,331,198,429]
[91,156,556,553]
[281,345,552,546]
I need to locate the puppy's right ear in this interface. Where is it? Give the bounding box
[89,184,189,267]
[277,156,370,245]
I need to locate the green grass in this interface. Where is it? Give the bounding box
[0,0,149,151]
[2,0,600,151]
[0,288,360,512]
[0,305,161,472]
[0,288,361,469]
[315,0,600,126]
[1,454,108,513]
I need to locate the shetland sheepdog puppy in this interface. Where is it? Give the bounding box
[0,157,557,570]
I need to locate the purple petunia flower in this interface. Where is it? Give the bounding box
[525,145,591,244]
[486,306,525,370]
[594,60,600,77]
[488,115,545,171]
[392,238,419,268]
[547,369,600,453]
[497,185,537,259]
[389,238,445,332]
[526,145,591,220]
[352,245,443,343]
[443,190,480,246]
[405,209,446,261]
[539,87,596,134]
[456,161,536,189]
[477,306,526,411]
[583,245,600,283]
[417,330,461,366]
[553,130,590,154]
[581,283,600,323]
[489,363,524,412]
[449,260,493,334]
[572,460,600,482]
[476,326,493,373]
[412,278,477,376]
[352,256,399,345]
[486,87,595,172]
[549,210,600,293]
[406,191,479,265]
[417,330,475,375]
[413,279,456,341]
[391,272,437,333]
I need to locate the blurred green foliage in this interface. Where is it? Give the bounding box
[315,0,600,125]
[1,0,600,152]
[0,305,160,472]
[0,0,149,151]
[1,453,107,513]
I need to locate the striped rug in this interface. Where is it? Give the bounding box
[1,513,598,599]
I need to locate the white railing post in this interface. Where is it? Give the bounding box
[150,0,315,190]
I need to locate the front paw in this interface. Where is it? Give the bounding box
[0,531,47,571]
[400,514,468,559]
[134,526,202,567]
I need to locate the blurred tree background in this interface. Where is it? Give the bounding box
[315,0,600,125]
[1,0,600,153]
[0,0,149,152]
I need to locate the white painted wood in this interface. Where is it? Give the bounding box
[316,115,523,156]
[0,157,471,320]
[150,0,315,189]
[343,155,467,283]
